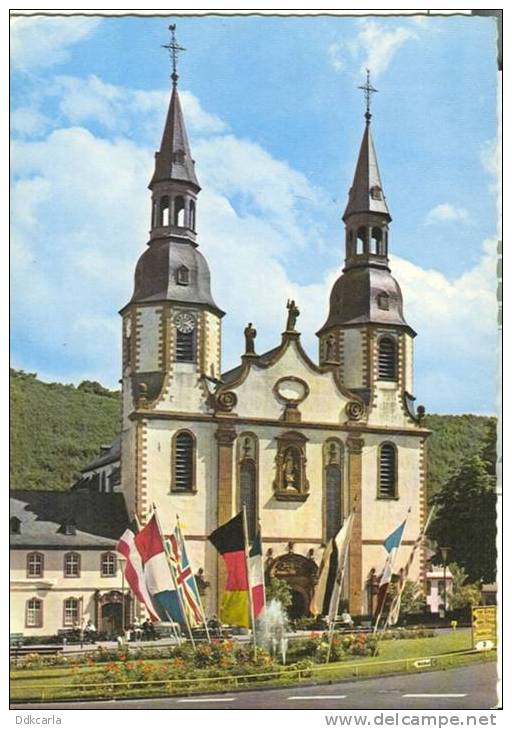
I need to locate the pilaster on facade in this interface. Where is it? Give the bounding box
[418,437,428,586]
[347,435,364,614]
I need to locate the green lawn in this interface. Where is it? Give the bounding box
[11,630,494,703]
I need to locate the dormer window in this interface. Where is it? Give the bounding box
[377,292,390,310]
[59,520,77,536]
[176,265,190,286]
[173,150,185,165]
[370,185,383,200]
[10,517,21,534]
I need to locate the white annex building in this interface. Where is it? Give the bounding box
[10,43,430,635]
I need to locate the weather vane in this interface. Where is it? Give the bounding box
[358,69,378,122]
[162,24,186,86]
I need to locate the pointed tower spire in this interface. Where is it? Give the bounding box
[148,25,200,245]
[343,71,389,222]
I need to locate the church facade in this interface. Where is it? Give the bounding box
[115,58,430,618]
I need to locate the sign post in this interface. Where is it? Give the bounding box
[471,606,497,651]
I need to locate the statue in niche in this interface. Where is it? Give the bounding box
[282,447,300,492]
[244,322,257,354]
[328,441,338,464]
[325,334,337,362]
[286,299,300,331]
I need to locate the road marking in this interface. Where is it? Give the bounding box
[288,696,347,701]
[177,697,235,703]
[403,694,467,698]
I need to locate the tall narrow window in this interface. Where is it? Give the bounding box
[325,465,342,541]
[324,439,344,541]
[174,196,185,226]
[173,431,195,492]
[356,226,367,255]
[27,552,44,579]
[378,336,397,380]
[64,552,81,578]
[26,598,43,628]
[378,443,397,498]
[189,200,196,230]
[370,227,382,255]
[63,597,80,627]
[239,461,257,542]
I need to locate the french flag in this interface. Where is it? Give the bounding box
[117,514,184,624]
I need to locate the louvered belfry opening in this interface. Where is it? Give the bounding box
[176,330,194,362]
[378,336,397,380]
[174,431,194,491]
[379,444,397,498]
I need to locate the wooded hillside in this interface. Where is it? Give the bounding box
[10,369,497,495]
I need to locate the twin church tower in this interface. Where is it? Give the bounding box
[118,30,428,617]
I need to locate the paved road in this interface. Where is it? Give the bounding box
[11,663,498,711]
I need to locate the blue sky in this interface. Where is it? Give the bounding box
[10,13,499,414]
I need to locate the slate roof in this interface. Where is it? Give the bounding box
[343,120,390,221]
[150,84,199,189]
[10,490,130,549]
[81,434,121,472]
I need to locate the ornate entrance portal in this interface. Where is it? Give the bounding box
[96,590,130,636]
[267,552,318,618]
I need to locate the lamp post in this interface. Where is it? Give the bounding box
[440,546,450,621]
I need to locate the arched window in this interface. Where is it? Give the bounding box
[356,226,367,255]
[27,552,44,578]
[378,443,397,498]
[174,196,185,226]
[370,227,382,255]
[189,200,196,231]
[10,516,21,534]
[159,195,170,226]
[152,200,158,228]
[101,552,117,577]
[378,336,397,380]
[63,597,80,627]
[64,552,81,578]
[172,431,195,492]
[26,598,43,628]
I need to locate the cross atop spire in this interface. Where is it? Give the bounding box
[162,24,186,87]
[358,69,378,123]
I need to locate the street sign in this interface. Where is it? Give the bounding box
[472,606,497,651]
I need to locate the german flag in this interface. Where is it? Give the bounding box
[208,512,250,627]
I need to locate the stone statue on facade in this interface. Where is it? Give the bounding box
[244,322,257,354]
[325,334,337,362]
[286,299,300,331]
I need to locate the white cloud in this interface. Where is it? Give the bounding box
[329,20,418,78]
[425,203,470,224]
[10,106,50,136]
[10,16,100,71]
[10,77,497,414]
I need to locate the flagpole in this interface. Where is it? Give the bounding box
[382,505,437,635]
[242,505,258,660]
[326,509,354,663]
[152,504,195,648]
[373,507,411,636]
[176,513,212,644]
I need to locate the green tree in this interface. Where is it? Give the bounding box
[448,563,481,609]
[265,577,292,610]
[430,455,497,582]
[388,579,426,615]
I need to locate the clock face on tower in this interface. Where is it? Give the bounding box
[174,311,196,334]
